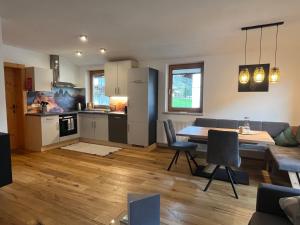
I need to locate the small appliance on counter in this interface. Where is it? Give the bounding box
[77,102,82,111]
[40,101,49,114]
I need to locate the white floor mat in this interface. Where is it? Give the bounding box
[61,142,121,156]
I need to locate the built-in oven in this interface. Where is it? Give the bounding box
[59,114,78,137]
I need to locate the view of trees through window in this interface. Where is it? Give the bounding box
[90,71,109,107]
[168,63,203,113]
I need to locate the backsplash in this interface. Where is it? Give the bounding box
[27,87,86,113]
[109,96,127,111]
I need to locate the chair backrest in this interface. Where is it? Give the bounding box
[163,120,176,146]
[207,130,240,167]
[167,120,177,142]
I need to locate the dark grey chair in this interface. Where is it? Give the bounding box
[163,120,198,174]
[204,130,241,199]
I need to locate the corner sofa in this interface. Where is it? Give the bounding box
[248,183,300,225]
[191,118,289,160]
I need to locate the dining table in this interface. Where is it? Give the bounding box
[176,126,275,184]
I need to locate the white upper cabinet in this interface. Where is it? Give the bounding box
[25,67,53,92]
[104,60,137,96]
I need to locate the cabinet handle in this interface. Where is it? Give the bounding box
[118,87,120,95]
[94,121,96,129]
[115,87,117,94]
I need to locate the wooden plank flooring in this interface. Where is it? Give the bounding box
[0,148,272,225]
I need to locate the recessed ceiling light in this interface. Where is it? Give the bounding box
[79,35,88,42]
[75,51,83,57]
[100,48,107,54]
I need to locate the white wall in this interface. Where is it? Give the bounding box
[2,44,80,85]
[0,18,8,132]
[138,47,300,143]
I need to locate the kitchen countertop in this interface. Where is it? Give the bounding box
[25,110,127,117]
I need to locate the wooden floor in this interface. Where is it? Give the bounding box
[0,147,273,225]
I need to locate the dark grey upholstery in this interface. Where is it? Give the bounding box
[248,183,300,225]
[163,120,198,174]
[194,118,218,127]
[269,145,300,172]
[239,143,269,160]
[204,130,241,198]
[262,122,289,138]
[207,130,241,167]
[217,119,239,129]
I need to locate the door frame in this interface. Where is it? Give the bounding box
[4,62,26,152]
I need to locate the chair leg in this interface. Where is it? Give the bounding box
[204,165,220,192]
[228,167,238,184]
[184,151,194,175]
[226,167,239,199]
[187,151,199,168]
[175,151,180,164]
[167,151,179,171]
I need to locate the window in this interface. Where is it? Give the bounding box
[168,62,204,113]
[90,70,109,107]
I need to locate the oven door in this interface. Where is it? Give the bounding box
[59,115,78,137]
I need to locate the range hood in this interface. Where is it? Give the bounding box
[50,55,76,88]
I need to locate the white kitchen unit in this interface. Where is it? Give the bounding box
[104,60,138,96]
[25,67,53,91]
[127,68,158,147]
[79,113,108,141]
[25,115,59,151]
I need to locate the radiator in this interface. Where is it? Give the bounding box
[157,120,194,144]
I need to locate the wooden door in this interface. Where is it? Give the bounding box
[4,66,25,150]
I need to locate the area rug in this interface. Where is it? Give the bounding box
[61,142,121,156]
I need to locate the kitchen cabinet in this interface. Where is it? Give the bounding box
[79,113,108,141]
[25,115,60,151]
[108,114,127,144]
[104,60,138,96]
[25,67,53,91]
[41,116,60,146]
[127,68,158,147]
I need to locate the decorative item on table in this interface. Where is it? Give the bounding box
[239,117,251,134]
[40,101,49,114]
[87,102,94,110]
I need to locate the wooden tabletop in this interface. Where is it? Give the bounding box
[177,126,275,145]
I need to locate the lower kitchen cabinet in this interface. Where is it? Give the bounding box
[25,115,60,151]
[79,113,108,141]
[108,114,127,144]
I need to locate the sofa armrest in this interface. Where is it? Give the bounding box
[256,183,300,217]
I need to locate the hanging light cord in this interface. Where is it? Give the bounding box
[244,29,248,65]
[275,25,279,67]
[259,27,263,64]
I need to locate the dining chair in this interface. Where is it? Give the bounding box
[203,130,241,199]
[163,120,199,174]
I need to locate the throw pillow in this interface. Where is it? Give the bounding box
[274,127,299,147]
[279,196,300,225]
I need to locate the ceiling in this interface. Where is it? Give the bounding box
[0,0,300,66]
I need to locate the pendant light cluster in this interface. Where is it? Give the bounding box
[239,22,284,84]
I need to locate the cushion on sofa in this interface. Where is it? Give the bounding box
[279,196,300,225]
[194,118,218,127]
[262,122,290,138]
[274,127,299,147]
[248,212,292,225]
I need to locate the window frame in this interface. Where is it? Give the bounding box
[168,62,204,113]
[89,70,107,108]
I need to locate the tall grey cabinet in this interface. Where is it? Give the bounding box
[127,68,158,147]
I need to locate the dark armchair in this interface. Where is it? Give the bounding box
[249,183,300,225]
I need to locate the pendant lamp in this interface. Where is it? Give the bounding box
[270,25,280,83]
[254,28,265,83]
[239,30,250,84]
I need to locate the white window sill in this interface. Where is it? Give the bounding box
[163,111,203,116]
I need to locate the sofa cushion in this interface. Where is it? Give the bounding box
[217,119,239,129]
[194,118,218,127]
[262,122,290,138]
[269,145,300,172]
[248,212,291,225]
[279,196,300,225]
[274,127,299,147]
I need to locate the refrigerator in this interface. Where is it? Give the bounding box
[127,68,158,147]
